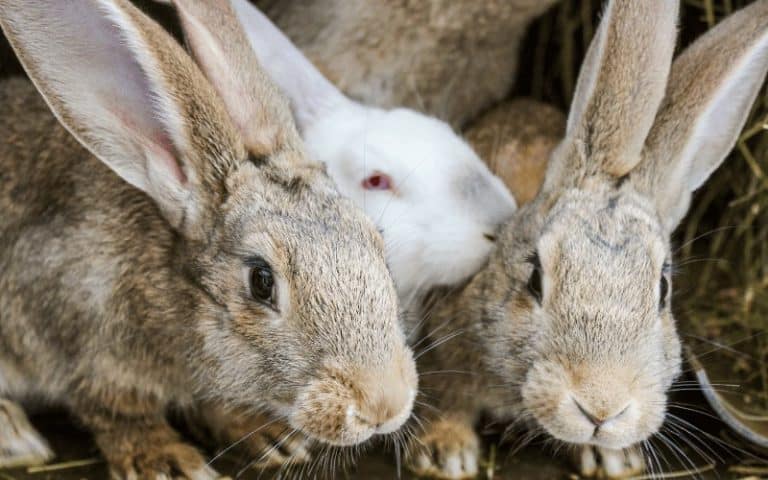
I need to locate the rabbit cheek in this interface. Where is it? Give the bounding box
[522,362,585,442]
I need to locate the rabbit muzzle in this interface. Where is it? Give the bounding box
[287,346,417,446]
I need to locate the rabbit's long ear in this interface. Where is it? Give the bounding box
[0,0,242,237]
[546,0,678,189]
[178,0,351,133]
[168,0,304,152]
[633,0,768,232]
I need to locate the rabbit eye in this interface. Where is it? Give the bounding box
[362,172,393,190]
[247,257,276,307]
[659,274,669,310]
[526,253,543,304]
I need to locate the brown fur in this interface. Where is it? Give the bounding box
[187,403,311,468]
[0,0,416,477]
[255,0,559,127]
[465,99,565,205]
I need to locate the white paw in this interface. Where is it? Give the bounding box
[0,398,54,468]
[578,445,644,478]
[250,431,311,467]
[116,463,224,480]
[408,419,479,479]
[188,465,225,480]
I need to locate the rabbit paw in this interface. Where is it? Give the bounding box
[407,418,480,479]
[0,398,54,468]
[578,445,644,478]
[97,423,223,480]
[108,443,221,480]
[224,419,311,468]
[200,407,311,469]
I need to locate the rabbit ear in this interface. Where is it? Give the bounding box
[225,0,351,131]
[0,0,243,237]
[168,0,302,152]
[633,0,768,232]
[550,0,678,186]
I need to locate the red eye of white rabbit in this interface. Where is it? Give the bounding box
[362,172,393,190]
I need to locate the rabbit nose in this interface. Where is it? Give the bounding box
[355,363,416,435]
[574,398,630,429]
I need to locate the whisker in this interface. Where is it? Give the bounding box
[414,329,465,360]
[206,415,286,467]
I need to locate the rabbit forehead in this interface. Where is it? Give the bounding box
[229,168,388,266]
[226,170,386,256]
[539,189,668,306]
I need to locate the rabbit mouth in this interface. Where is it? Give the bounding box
[527,391,665,451]
[287,388,416,447]
[521,360,667,451]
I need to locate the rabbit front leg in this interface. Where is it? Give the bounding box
[78,407,221,480]
[578,445,644,479]
[406,319,486,479]
[406,368,482,478]
[192,402,311,469]
[0,397,54,468]
[408,411,480,480]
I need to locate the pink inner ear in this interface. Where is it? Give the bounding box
[362,172,393,190]
[148,135,188,186]
[109,102,188,186]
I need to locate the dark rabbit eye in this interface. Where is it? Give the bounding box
[659,274,670,310]
[362,172,393,190]
[527,253,543,304]
[248,258,275,306]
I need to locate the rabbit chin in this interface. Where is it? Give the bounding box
[520,361,667,450]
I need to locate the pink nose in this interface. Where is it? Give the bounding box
[574,398,629,430]
[354,359,417,434]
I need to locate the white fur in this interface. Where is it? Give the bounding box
[0,399,54,468]
[223,0,517,310]
[188,465,221,480]
[229,0,348,130]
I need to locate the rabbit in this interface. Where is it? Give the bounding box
[255,0,560,127]
[165,0,517,320]
[465,98,566,206]
[405,0,768,478]
[0,0,418,478]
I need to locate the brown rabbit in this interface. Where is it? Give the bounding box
[255,0,560,127]
[407,0,768,478]
[0,0,416,478]
[465,99,566,206]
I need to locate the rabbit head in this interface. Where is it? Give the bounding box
[465,0,768,451]
[0,0,416,446]
[190,0,516,308]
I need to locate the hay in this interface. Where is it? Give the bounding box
[518,0,768,421]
